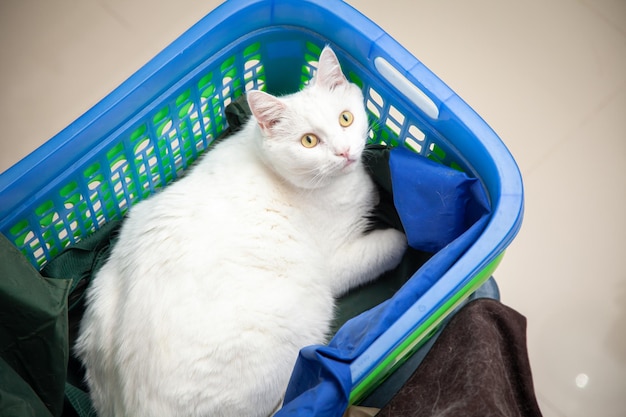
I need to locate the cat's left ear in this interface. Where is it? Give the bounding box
[247,90,287,134]
[314,46,348,90]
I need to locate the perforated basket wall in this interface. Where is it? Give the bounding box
[5,43,257,266]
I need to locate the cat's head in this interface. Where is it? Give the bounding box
[247,46,369,190]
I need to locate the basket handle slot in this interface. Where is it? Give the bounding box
[374,57,439,119]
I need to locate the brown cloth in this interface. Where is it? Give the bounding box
[374,298,542,417]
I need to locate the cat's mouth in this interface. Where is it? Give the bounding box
[341,157,358,171]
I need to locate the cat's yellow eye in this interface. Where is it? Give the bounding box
[301,133,319,148]
[339,111,354,127]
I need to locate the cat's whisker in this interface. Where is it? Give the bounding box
[368,120,388,144]
[307,169,330,193]
[368,119,382,136]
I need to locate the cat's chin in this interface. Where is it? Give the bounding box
[340,158,360,173]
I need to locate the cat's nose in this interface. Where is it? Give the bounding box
[336,148,351,159]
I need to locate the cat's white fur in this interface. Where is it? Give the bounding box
[75,46,407,417]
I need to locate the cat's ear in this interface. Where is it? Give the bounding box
[247,90,287,134]
[314,46,348,90]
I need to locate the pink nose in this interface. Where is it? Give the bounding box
[337,149,350,159]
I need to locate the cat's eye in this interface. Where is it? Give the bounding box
[339,111,354,127]
[301,134,319,148]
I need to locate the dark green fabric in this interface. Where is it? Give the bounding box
[362,145,403,232]
[224,94,251,134]
[0,233,72,417]
[0,357,55,417]
[0,219,121,417]
[40,220,122,417]
[41,219,122,311]
[63,383,96,417]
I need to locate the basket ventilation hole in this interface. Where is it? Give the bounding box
[88,180,101,191]
[245,59,260,71]
[386,119,401,136]
[409,125,426,141]
[405,138,422,153]
[367,100,380,119]
[369,88,384,108]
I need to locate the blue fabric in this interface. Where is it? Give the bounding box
[391,147,489,253]
[276,147,491,416]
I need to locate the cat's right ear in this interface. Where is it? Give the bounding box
[313,46,348,91]
[247,90,286,135]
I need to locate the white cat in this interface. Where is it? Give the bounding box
[75,46,407,417]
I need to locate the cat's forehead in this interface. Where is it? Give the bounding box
[289,85,364,120]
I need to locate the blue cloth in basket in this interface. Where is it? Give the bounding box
[276,147,491,416]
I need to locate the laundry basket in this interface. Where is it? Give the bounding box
[0,0,524,411]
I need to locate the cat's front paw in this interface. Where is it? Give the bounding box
[330,227,408,296]
[377,228,408,272]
